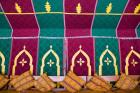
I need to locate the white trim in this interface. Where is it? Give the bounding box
[1,36,140,39]
[33,75,140,82]
[0,3,13,37]
[63,0,66,76]
[93,37,96,76]
[118,38,122,74]
[62,38,66,76]
[30,0,40,36]
[66,38,69,74]
[30,0,40,75]
[63,0,66,37]
[116,0,130,37]
[40,36,140,39]
[135,23,140,37]
[90,0,98,36]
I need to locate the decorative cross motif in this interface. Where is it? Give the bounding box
[104,57,112,66]
[47,59,54,67]
[131,59,138,67]
[77,58,85,66]
[19,58,27,67]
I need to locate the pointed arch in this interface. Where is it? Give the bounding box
[41,45,60,76]
[12,45,33,75]
[71,45,91,76]
[0,51,5,74]
[125,46,140,75]
[99,45,118,76]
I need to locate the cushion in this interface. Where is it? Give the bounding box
[9,71,31,85]
[0,75,9,89]
[86,74,112,91]
[10,71,34,91]
[13,75,34,88]
[16,80,34,91]
[34,80,47,92]
[34,73,56,92]
[0,75,4,80]
[60,71,86,93]
[115,73,139,90]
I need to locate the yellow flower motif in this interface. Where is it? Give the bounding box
[45,1,51,13]
[76,3,81,14]
[15,3,22,13]
[134,4,140,14]
[106,3,112,14]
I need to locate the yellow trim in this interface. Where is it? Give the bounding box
[125,46,140,75]
[0,12,140,15]
[76,3,82,14]
[12,45,33,75]
[41,45,60,76]
[99,45,118,76]
[71,45,91,76]
[0,51,5,75]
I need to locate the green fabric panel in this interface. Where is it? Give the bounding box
[38,38,63,76]
[137,25,140,37]
[0,39,11,75]
[0,9,12,37]
[92,0,127,36]
[95,38,120,76]
[33,0,64,37]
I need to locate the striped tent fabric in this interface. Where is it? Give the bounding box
[0,0,140,82]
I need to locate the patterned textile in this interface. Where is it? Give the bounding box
[60,71,86,92]
[34,73,56,92]
[38,39,64,76]
[115,73,139,90]
[0,0,140,78]
[67,38,94,76]
[86,74,112,91]
[0,75,9,89]
[10,71,34,91]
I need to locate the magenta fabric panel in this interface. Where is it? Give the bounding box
[12,29,39,37]
[0,0,39,37]
[119,39,140,75]
[117,0,140,37]
[9,38,38,75]
[67,37,94,76]
[64,0,97,37]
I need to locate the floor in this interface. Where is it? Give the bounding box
[0,87,140,93]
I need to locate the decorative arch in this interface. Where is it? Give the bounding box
[125,46,140,75]
[0,51,5,74]
[71,45,91,76]
[41,45,60,76]
[12,45,33,75]
[99,45,118,76]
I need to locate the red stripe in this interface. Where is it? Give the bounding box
[41,76,53,89]
[63,80,77,91]
[67,74,82,87]
[90,79,109,90]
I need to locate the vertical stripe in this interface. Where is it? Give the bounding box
[117,0,140,37]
